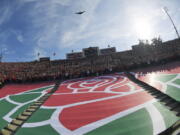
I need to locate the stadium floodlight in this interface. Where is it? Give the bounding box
[163,7,180,39]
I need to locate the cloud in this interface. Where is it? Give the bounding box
[0,6,13,26]
[17,35,23,42]
[3,0,179,62]
[9,29,24,43]
[61,31,74,44]
[24,0,103,53]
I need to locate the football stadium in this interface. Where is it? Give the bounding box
[0,0,180,135]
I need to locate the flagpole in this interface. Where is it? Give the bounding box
[163,7,180,39]
[53,52,56,60]
[0,47,3,62]
[37,53,40,61]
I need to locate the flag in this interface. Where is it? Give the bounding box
[37,52,40,56]
[53,52,56,56]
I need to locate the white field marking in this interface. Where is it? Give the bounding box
[25,87,54,94]
[152,73,180,93]
[51,99,157,135]
[167,74,180,82]
[4,104,25,122]
[67,80,92,90]
[53,75,136,95]
[104,77,127,90]
[17,74,139,131]
[88,80,112,92]
[88,76,119,92]
[166,73,180,88]
[3,93,45,122]
[151,80,167,93]
[146,104,166,135]
[16,85,54,95]
[18,74,146,134]
[79,79,102,87]
[105,83,134,93]
[42,74,144,109]
[68,79,109,93]
[81,79,109,88]
[52,86,144,96]
[51,91,116,95]
[65,76,114,93]
[5,96,22,106]
[154,73,179,86]
[168,83,180,88]
[3,87,52,104]
[5,86,50,105]
[23,120,51,127]
[63,74,125,93]
[1,84,54,126]
[42,89,144,109]
[66,80,92,93]
[0,85,52,102]
[105,80,134,93]
[51,88,145,96]
[50,107,74,135]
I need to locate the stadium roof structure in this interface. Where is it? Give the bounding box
[0,61,179,135]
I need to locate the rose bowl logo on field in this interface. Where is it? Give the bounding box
[40,74,154,135]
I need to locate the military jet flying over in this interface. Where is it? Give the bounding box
[75,11,86,15]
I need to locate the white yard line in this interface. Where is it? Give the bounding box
[23,120,51,127]
[146,104,166,135]
[5,96,22,106]
[168,82,180,88]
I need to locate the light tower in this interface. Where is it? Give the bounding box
[163,7,180,39]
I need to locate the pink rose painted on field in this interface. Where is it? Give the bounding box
[43,74,153,132]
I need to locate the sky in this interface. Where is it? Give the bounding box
[0,0,180,62]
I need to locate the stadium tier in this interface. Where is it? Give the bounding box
[0,38,180,85]
[0,73,179,135]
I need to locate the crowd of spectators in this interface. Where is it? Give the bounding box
[0,38,179,88]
